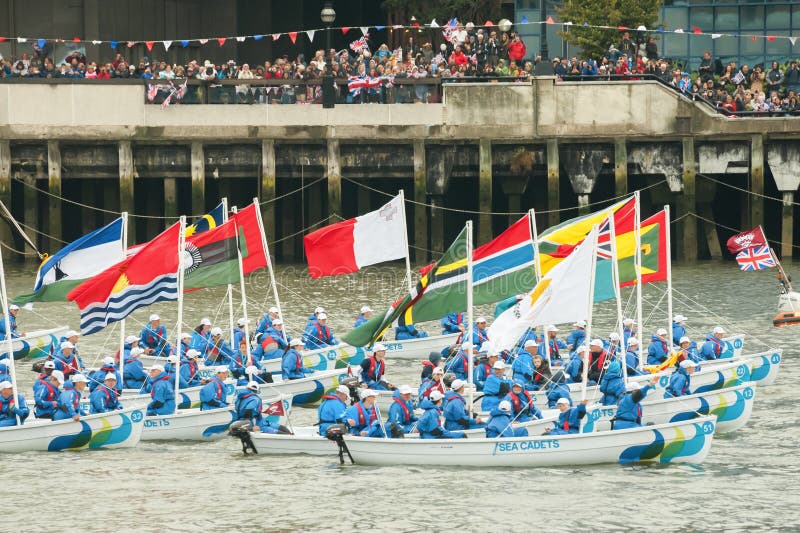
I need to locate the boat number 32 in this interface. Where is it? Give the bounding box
[130,410,143,423]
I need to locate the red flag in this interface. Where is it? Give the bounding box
[73,37,81,43]
[145,41,154,51]
[231,203,269,275]
[288,32,297,44]
[726,226,767,254]
[263,399,285,416]
[484,20,494,27]
[767,36,776,42]
[692,26,702,34]
[217,37,226,47]
[341,27,351,34]
[751,35,758,42]
[0,38,6,43]
[618,25,628,30]
[547,17,555,24]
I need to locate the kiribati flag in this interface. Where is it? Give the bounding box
[735,245,776,271]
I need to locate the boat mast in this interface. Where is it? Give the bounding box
[231,205,252,381]
[399,189,414,293]
[581,226,599,402]
[465,221,475,416]
[0,244,20,425]
[253,198,288,343]
[634,191,644,370]
[222,198,237,354]
[608,213,628,385]
[173,216,187,408]
[530,208,550,366]
[118,212,128,386]
[665,204,673,349]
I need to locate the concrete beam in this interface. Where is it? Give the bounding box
[782,192,794,260]
[118,141,135,243]
[0,142,10,253]
[560,144,611,196]
[327,139,341,218]
[190,142,205,217]
[260,140,276,256]
[81,181,95,236]
[546,139,559,228]
[430,195,445,255]
[614,138,627,196]
[478,139,493,245]
[681,138,698,261]
[47,141,62,252]
[766,142,800,192]
[413,140,427,263]
[750,135,764,229]
[577,194,589,215]
[164,178,177,227]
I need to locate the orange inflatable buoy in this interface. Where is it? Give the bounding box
[773,311,800,327]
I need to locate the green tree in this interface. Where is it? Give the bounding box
[555,0,662,60]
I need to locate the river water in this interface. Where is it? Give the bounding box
[1,261,797,532]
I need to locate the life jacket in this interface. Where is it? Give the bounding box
[708,337,723,356]
[64,386,80,411]
[313,322,332,343]
[237,392,258,412]
[185,360,198,379]
[293,351,303,370]
[509,390,532,413]
[548,339,560,358]
[40,380,58,401]
[322,394,340,402]
[355,402,377,427]
[421,379,445,398]
[366,356,384,380]
[474,327,488,344]
[59,355,80,378]
[150,375,171,399]
[101,387,118,408]
[479,362,491,378]
[212,378,225,400]
[392,397,412,423]
[592,350,609,372]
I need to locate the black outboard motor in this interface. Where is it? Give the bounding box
[325,423,354,464]
[229,420,258,455]
[340,376,362,405]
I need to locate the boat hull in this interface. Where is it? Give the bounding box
[1,327,68,361]
[712,349,782,386]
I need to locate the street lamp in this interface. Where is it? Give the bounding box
[540,0,549,61]
[321,1,336,108]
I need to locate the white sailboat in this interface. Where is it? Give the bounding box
[1,326,69,360]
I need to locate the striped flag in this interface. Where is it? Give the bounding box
[735,246,776,271]
[349,37,369,53]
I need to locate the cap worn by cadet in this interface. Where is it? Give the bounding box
[61,341,75,350]
[680,360,697,369]
[498,400,512,411]
[656,328,668,336]
[398,384,415,395]
[71,374,88,383]
[589,338,604,348]
[125,335,139,344]
[429,390,444,402]
[210,327,223,336]
[556,397,570,406]
[289,338,303,347]
[201,318,212,326]
[150,314,160,321]
[492,361,506,370]
[450,379,466,391]
[317,313,328,320]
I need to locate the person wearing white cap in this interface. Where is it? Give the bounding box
[197,366,229,411]
[89,357,122,394]
[474,350,500,391]
[164,354,181,384]
[605,332,622,358]
[440,311,466,335]
[344,388,385,437]
[598,360,626,406]
[53,374,89,421]
[122,347,148,391]
[471,316,490,346]
[624,338,647,376]
[360,343,394,390]
[88,373,122,414]
[281,338,314,380]
[395,317,429,341]
[302,311,338,350]
[699,326,727,361]
[587,338,610,384]
[234,380,264,428]
[485,399,528,438]
[613,374,659,430]
[544,397,589,435]
[417,389,465,439]
[443,379,485,431]
[511,340,537,388]
[140,314,172,357]
[119,334,141,361]
[318,384,351,435]
[34,370,63,419]
[53,340,85,381]
[232,318,250,355]
[0,380,29,426]
[354,305,373,328]
[566,320,587,351]
[664,359,697,399]
[538,324,566,362]
[676,336,701,365]
[647,328,671,366]
[672,314,688,345]
[0,303,24,339]
[190,318,214,354]
[179,349,202,389]
[444,342,473,382]
[175,332,193,358]
[145,364,176,416]
[302,306,325,332]
[386,384,419,437]
[252,318,290,360]
[504,379,543,423]
[419,366,446,399]
[622,318,637,346]
[255,306,281,337]
[32,360,56,395]
[480,360,512,412]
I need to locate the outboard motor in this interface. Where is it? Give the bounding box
[324,423,354,464]
[229,420,258,455]
[340,376,361,405]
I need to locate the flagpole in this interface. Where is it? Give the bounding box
[118,212,129,386]
[253,198,287,343]
[608,214,628,386]
[665,204,674,349]
[174,216,187,409]
[529,208,542,283]
[231,205,252,381]
[399,189,414,293]
[634,191,644,370]
[0,245,20,425]
[764,224,797,311]
[465,220,475,417]
[581,226,598,403]
[222,198,237,353]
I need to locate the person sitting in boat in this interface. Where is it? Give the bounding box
[140,314,171,357]
[418,390,464,439]
[545,398,588,435]
[531,354,552,391]
[612,376,659,430]
[281,338,314,380]
[565,345,587,384]
[54,373,89,421]
[177,349,202,389]
[672,314,688,346]
[89,374,122,414]
[419,367,446,399]
[485,400,528,438]
[599,360,626,406]
[174,332,192,358]
[444,341,473,381]
[421,351,443,381]
[303,306,325,333]
[503,380,542,423]
[676,336,701,365]
[546,374,573,408]
[565,320,587,352]
[360,344,395,390]
[235,381,263,426]
[587,339,610,384]
[624,338,647,377]
[354,306,373,328]
[440,312,465,335]
[0,381,29,426]
[203,327,233,366]
[115,334,141,363]
[473,350,498,392]
[248,386,291,435]
[622,318,637,346]
[253,319,290,361]
[33,360,56,396]
[163,354,180,385]
[34,369,63,419]
[538,325,566,363]
[54,341,85,382]
[699,326,726,361]
[232,317,250,355]
[471,317,490,347]
[89,357,122,394]
[511,340,536,388]
[255,306,281,337]
[235,365,270,387]
[344,388,385,438]
[199,366,230,411]
[318,385,351,436]
[145,364,176,416]
[0,304,24,339]
[387,385,418,437]
[664,360,696,399]
[480,360,511,412]
[302,312,339,350]
[395,321,428,340]
[190,318,214,354]
[647,328,671,366]
[604,332,623,359]
[123,347,148,391]
[443,379,484,431]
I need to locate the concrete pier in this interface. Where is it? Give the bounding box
[327,139,341,219]
[681,137,698,261]
[46,141,61,251]
[478,139,492,245]
[118,141,135,243]
[260,139,276,257]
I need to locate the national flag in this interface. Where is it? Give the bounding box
[489,227,599,352]
[349,37,369,53]
[735,246,775,271]
[127,202,225,257]
[146,84,158,102]
[263,399,286,416]
[304,194,406,279]
[726,226,767,254]
[231,202,269,275]
[442,18,459,43]
[731,70,745,85]
[619,209,668,287]
[67,224,181,335]
[182,218,240,290]
[348,75,366,96]
[14,218,125,305]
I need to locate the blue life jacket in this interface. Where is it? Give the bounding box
[199,377,228,410]
[235,390,263,426]
[281,349,312,380]
[502,390,541,422]
[647,335,670,365]
[0,393,29,426]
[664,368,691,399]
[89,386,121,414]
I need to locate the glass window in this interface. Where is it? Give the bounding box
[740,36,764,58]
[664,34,689,58]
[765,5,790,30]
[793,5,800,29]
[715,36,738,59]
[690,7,713,31]
[765,32,790,57]
[690,34,713,68]
[740,6,764,30]
[715,7,738,31]
[663,7,689,30]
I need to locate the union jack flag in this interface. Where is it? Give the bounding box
[442,18,459,43]
[347,75,367,95]
[349,37,369,53]
[736,246,776,271]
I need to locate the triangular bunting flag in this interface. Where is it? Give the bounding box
[790,37,798,46]
[272,33,280,41]
[181,40,189,47]
[583,22,589,26]
[236,36,246,42]
[110,40,118,48]
[163,40,172,50]
[520,16,528,24]
[546,16,554,24]
[342,27,351,34]
[767,35,776,42]
[485,20,494,27]
[655,27,664,33]
[751,35,757,42]
[72,37,81,43]
[0,37,6,43]
[92,40,101,45]
[17,37,27,43]
[217,37,226,46]
[360,26,369,35]
[711,33,722,39]
[37,38,46,49]
[253,35,263,41]
[306,30,315,42]
[564,21,573,26]
[375,26,385,31]
[127,41,135,47]
[636,25,646,31]
[674,29,684,34]
[430,19,439,28]
[145,41,154,51]
[692,26,702,34]
[288,32,297,44]
[199,38,208,44]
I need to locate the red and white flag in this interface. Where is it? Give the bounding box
[726,226,767,254]
[304,194,407,278]
[263,399,285,416]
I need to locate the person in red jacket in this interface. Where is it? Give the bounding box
[449,45,468,67]
[507,35,527,63]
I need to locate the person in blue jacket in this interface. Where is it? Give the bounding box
[318,385,350,436]
[677,336,701,365]
[503,380,542,422]
[471,317,490,347]
[354,305,373,328]
[123,347,148,391]
[699,326,727,361]
[140,314,171,357]
[282,338,314,380]
[255,306,280,337]
[613,376,659,430]
[232,318,249,354]
[647,328,671,366]
[302,313,338,350]
[0,380,29,426]
[417,390,464,439]
[599,361,626,406]
[624,338,648,376]
[0,304,23,339]
[480,360,512,412]
[538,325,567,362]
[90,357,122,394]
[565,345,588,384]
[545,398,588,435]
[304,306,325,331]
[395,322,428,340]
[174,332,192,358]
[473,352,498,392]
[344,389,385,437]
[444,342,472,381]
[179,349,202,389]
[35,370,63,419]
[32,360,55,396]
[512,341,536,387]
[604,332,623,360]
[203,327,236,366]
[89,374,122,414]
[565,320,587,351]
[387,385,418,436]
[234,381,263,425]
[146,365,176,416]
[359,344,394,390]
[421,351,442,381]
[664,360,696,399]
[622,318,637,347]
[546,376,573,409]
[419,367,445,399]
[190,318,214,353]
[199,366,230,411]
[163,354,180,386]
[443,379,484,431]
[440,312,465,335]
[252,319,289,361]
[116,334,141,363]
[54,341,85,382]
[54,373,89,421]
[485,400,528,438]
[672,314,688,346]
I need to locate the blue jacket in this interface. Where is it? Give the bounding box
[252,330,288,360]
[34,379,60,418]
[444,351,469,381]
[54,353,85,380]
[122,357,148,391]
[53,383,87,421]
[354,314,369,328]
[395,324,428,340]
[443,391,483,431]
[387,392,418,435]
[140,323,171,356]
[473,361,492,391]
[204,339,236,367]
[512,351,535,383]
[344,401,385,437]
[232,327,247,353]
[199,377,229,410]
[0,313,19,339]
[565,328,586,350]
[549,404,586,435]
[440,312,464,335]
[254,313,275,336]
[179,359,202,389]
[480,374,511,412]
[89,366,122,393]
[538,338,566,361]
[302,321,337,350]
[234,390,263,426]
[318,394,348,435]
[546,382,572,408]
[503,390,542,422]
[517,329,542,347]
[614,384,654,430]
[700,335,724,361]
[647,335,670,365]
[485,408,528,438]
[147,373,176,415]
[418,378,444,400]
[681,346,702,364]
[0,393,29,426]
[565,353,583,384]
[417,399,463,439]
[471,325,489,347]
[664,368,691,399]
[89,387,121,414]
[672,322,686,346]
[599,362,626,406]
[624,349,647,376]
[190,330,213,353]
[281,349,313,380]
[623,326,636,346]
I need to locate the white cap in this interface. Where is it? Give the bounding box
[51,370,65,383]
[712,326,726,335]
[576,345,589,353]
[61,341,75,350]
[679,336,691,344]
[574,320,587,328]
[609,332,620,341]
[186,349,200,359]
[523,340,538,348]
[210,327,223,336]
[245,365,259,375]
[360,389,379,399]
[492,361,506,370]
[104,373,117,381]
[336,385,350,395]
[149,314,160,321]
[272,318,283,326]
[626,381,641,391]
[130,347,145,357]
[656,328,668,336]
[71,374,88,383]
[461,341,472,350]
[8,304,19,311]
[622,318,636,326]
[433,367,445,375]
[200,318,212,326]
[237,318,248,327]
[314,306,325,314]
[556,397,570,406]
[102,357,115,365]
[546,325,559,333]
[166,355,179,364]
[289,338,303,347]
[498,400,512,412]
[673,314,688,323]
[0,381,12,390]
[680,360,697,369]
[451,379,466,391]
[66,330,79,338]
[398,384,415,395]
[149,364,165,373]
[360,306,373,314]
[429,390,444,402]
[627,337,639,347]
[44,360,56,369]
[476,316,487,324]
[372,343,386,352]
[181,332,192,340]
[589,338,604,348]
[317,313,328,320]
[246,382,260,392]
[215,365,229,374]
[269,306,279,314]
[125,335,139,344]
